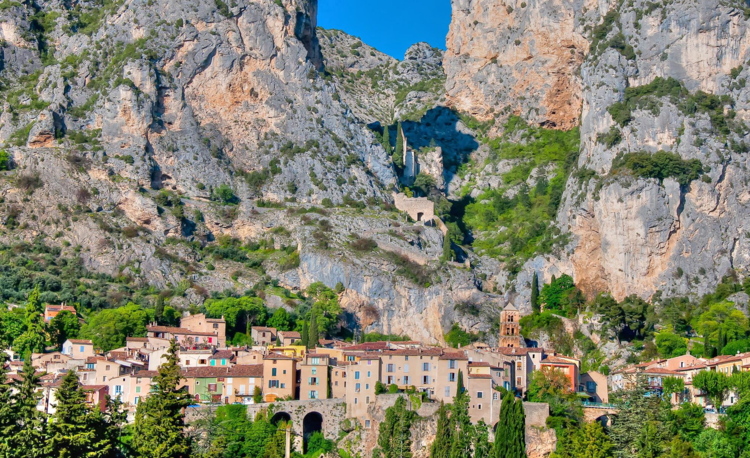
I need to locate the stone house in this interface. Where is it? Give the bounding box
[277,330,301,347]
[180,313,227,348]
[262,353,297,401]
[62,339,95,360]
[251,326,277,346]
[345,355,381,419]
[43,304,77,322]
[579,371,609,403]
[299,353,330,401]
[146,325,221,348]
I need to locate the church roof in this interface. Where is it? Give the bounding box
[503,303,518,311]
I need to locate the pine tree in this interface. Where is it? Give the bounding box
[0,356,17,457]
[373,397,415,458]
[429,402,451,458]
[456,369,464,396]
[531,272,540,313]
[300,321,309,348]
[47,370,112,457]
[132,339,192,458]
[308,313,319,350]
[12,357,47,458]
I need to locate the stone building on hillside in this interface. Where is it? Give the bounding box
[393,193,434,223]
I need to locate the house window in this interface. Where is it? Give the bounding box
[355,383,361,392]
[422,376,430,384]
[387,364,395,373]
[516,362,522,370]
[403,376,410,385]
[367,371,371,378]
[366,396,370,403]
[354,398,358,404]
[309,377,319,385]
[449,373,456,382]
[213,323,219,329]
[478,404,482,410]
[208,384,217,392]
[280,383,286,389]
[405,356,409,361]
[311,358,321,365]
[355,371,361,380]
[365,420,371,428]
[403,364,409,373]
[269,380,279,388]
[185,360,191,365]
[445,386,450,397]
[114,385,123,395]
[136,386,141,393]
[586,382,596,393]
[387,376,394,384]
[221,359,226,365]
[86,363,94,370]
[106,365,111,371]
[477,391,483,399]
[199,359,207,365]
[422,363,430,371]
[312,368,317,375]
[449,360,457,369]
[309,391,318,399]
[272,368,277,376]
[493,392,498,400]
[211,360,216,366]
[516,377,522,386]
[134,397,140,405]
[79,346,85,353]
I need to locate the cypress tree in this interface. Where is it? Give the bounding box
[448,377,472,458]
[132,339,192,458]
[373,396,415,458]
[530,273,540,313]
[0,356,17,457]
[12,357,47,458]
[46,370,112,457]
[155,297,165,325]
[382,126,392,155]
[429,402,451,458]
[494,391,526,458]
[308,313,319,350]
[300,321,309,348]
[456,369,464,396]
[393,123,405,168]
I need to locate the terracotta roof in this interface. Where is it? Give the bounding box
[147,325,217,336]
[251,326,277,333]
[82,385,108,391]
[496,347,543,356]
[126,337,149,342]
[642,367,682,376]
[439,352,469,361]
[469,373,493,379]
[132,371,159,378]
[45,305,77,313]
[469,362,491,367]
[210,350,235,360]
[541,355,578,365]
[382,348,444,357]
[228,364,263,377]
[279,331,301,338]
[343,342,390,351]
[357,355,381,361]
[264,353,296,360]
[67,339,93,345]
[306,353,329,359]
[85,356,106,364]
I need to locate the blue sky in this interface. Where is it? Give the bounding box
[317,0,452,60]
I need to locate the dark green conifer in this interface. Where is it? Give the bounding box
[308,313,319,349]
[132,340,192,458]
[531,272,540,313]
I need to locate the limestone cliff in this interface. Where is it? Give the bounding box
[445,0,750,304]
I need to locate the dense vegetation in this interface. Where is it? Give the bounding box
[611,151,705,187]
[458,117,580,270]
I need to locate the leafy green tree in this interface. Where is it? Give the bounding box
[667,402,705,442]
[530,272,540,313]
[472,420,492,457]
[444,323,479,348]
[0,307,26,349]
[46,370,112,457]
[266,308,293,331]
[305,283,342,336]
[203,296,266,337]
[609,376,669,458]
[696,301,749,352]
[413,173,436,197]
[539,274,584,317]
[373,397,416,458]
[306,431,333,455]
[655,331,687,358]
[0,150,11,170]
[12,358,48,458]
[48,310,81,348]
[79,303,153,352]
[692,370,730,408]
[662,437,700,458]
[211,185,237,204]
[552,421,614,458]
[662,376,685,400]
[635,421,666,458]
[132,340,192,458]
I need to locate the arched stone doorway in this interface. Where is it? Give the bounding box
[270,411,292,425]
[302,411,324,453]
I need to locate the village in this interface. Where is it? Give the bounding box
[4,301,748,433]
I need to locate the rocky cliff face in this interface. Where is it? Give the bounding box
[444,0,589,130]
[445,0,750,304]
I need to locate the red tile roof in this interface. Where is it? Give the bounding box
[147,326,218,337]
[468,373,492,379]
[67,339,93,345]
